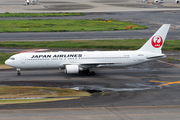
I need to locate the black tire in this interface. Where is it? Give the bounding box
[17,73,21,76]
[91,71,96,76]
[86,69,90,75]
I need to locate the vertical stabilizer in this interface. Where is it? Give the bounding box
[138,24,170,53]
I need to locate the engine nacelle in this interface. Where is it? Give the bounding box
[175,0,180,3]
[154,0,158,3]
[64,65,79,74]
[154,0,163,3]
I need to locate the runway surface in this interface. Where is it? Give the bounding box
[1,59,180,108]
[0,29,179,41]
[1,59,180,119]
[1,106,180,120]
[0,0,180,13]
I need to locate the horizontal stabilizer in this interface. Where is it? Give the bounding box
[146,54,166,59]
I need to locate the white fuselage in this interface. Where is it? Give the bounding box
[5,50,165,69]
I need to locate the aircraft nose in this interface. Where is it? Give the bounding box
[5,60,10,66]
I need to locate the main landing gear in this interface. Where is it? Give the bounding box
[17,68,21,76]
[87,69,96,76]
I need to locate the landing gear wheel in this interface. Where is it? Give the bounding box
[86,69,90,75]
[90,71,95,76]
[16,68,21,76]
[17,72,21,76]
[85,69,95,76]
[87,71,91,76]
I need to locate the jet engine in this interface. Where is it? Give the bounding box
[154,0,158,3]
[175,0,180,3]
[154,0,163,3]
[64,65,79,74]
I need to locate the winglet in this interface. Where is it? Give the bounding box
[138,24,170,53]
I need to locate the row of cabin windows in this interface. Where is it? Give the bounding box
[26,57,130,61]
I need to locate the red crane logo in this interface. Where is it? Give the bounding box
[151,35,163,48]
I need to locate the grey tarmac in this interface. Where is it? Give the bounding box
[0,29,179,41]
[1,59,180,119]
[0,0,180,13]
[1,106,180,120]
[1,59,180,108]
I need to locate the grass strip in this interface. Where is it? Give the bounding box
[0,39,147,50]
[0,86,90,104]
[0,53,14,64]
[0,19,147,32]
[0,97,79,105]
[0,39,179,50]
[0,86,90,99]
[0,12,84,17]
[1,39,180,64]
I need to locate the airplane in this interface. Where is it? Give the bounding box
[5,24,170,76]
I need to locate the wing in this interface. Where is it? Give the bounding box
[61,62,117,69]
[79,63,114,68]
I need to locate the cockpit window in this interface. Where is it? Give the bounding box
[9,57,15,60]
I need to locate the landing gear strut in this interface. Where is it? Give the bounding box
[17,68,21,76]
[87,69,96,76]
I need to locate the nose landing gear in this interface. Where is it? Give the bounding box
[17,68,21,76]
